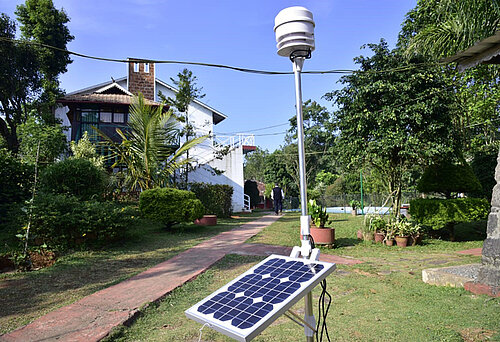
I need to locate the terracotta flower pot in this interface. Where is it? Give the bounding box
[357,229,363,240]
[385,239,394,246]
[363,231,374,241]
[194,215,217,226]
[395,235,409,247]
[301,226,335,248]
[374,232,385,243]
[351,209,358,216]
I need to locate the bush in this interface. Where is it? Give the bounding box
[139,188,205,228]
[417,161,482,199]
[0,148,33,207]
[189,183,233,218]
[40,158,107,200]
[30,194,135,250]
[409,198,489,238]
[470,146,498,201]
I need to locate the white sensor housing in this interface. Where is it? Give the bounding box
[274,6,315,57]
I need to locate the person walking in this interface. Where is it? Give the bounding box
[271,183,284,215]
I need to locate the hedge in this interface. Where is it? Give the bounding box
[30,194,135,250]
[139,188,205,228]
[189,182,233,218]
[409,198,490,231]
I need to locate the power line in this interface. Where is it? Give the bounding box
[0,37,444,76]
[214,122,289,135]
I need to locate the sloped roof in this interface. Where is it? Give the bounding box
[442,30,500,71]
[58,93,160,106]
[60,76,227,124]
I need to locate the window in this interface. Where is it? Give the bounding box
[134,62,139,72]
[100,112,112,123]
[144,63,149,73]
[114,112,125,123]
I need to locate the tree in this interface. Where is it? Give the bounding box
[244,180,260,208]
[18,116,67,166]
[70,131,104,169]
[96,94,206,191]
[244,147,269,182]
[400,0,500,59]
[0,0,73,153]
[159,68,205,186]
[417,161,482,199]
[324,40,456,217]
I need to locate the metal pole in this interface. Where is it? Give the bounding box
[360,170,364,215]
[292,57,314,342]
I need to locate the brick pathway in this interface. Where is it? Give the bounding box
[1,214,361,342]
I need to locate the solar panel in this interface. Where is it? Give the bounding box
[185,254,336,342]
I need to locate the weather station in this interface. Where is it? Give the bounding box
[185,7,336,341]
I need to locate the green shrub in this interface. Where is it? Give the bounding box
[417,161,482,199]
[0,148,33,207]
[40,158,107,200]
[30,194,135,250]
[470,145,498,201]
[139,188,205,228]
[409,198,489,232]
[189,182,233,218]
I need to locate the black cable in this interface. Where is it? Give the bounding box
[316,279,332,342]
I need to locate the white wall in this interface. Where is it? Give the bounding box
[189,145,245,212]
[54,105,71,141]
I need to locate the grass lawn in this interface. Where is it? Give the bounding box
[0,210,267,335]
[105,213,499,342]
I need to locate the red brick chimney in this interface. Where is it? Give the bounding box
[127,58,155,101]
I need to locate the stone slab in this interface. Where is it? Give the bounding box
[422,264,480,288]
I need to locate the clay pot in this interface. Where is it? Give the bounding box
[351,209,358,216]
[385,239,395,246]
[302,227,335,249]
[363,231,374,241]
[357,229,363,240]
[194,215,217,226]
[374,232,385,243]
[395,236,409,247]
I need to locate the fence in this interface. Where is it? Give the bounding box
[283,192,421,210]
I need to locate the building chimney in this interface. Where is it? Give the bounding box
[127,58,156,101]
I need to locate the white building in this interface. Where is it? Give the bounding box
[55,59,253,211]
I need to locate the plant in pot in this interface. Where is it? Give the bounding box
[394,220,412,247]
[349,200,361,216]
[306,200,335,248]
[361,214,377,241]
[407,222,423,246]
[384,225,396,246]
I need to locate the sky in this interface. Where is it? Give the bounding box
[1,0,417,152]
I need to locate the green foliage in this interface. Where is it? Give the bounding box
[29,194,135,250]
[244,180,260,208]
[189,182,233,218]
[325,40,456,216]
[139,188,204,228]
[308,199,331,228]
[0,1,73,153]
[400,0,500,59]
[39,158,107,200]
[244,147,269,182]
[18,116,67,165]
[263,148,297,196]
[95,94,206,191]
[417,161,482,198]
[349,200,361,210]
[409,198,490,230]
[70,131,104,169]
[470,145,499,200]
[0,148,33,207]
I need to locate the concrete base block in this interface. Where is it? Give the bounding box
[422,264,480,288]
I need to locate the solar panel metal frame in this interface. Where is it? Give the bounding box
[185,254,336,342]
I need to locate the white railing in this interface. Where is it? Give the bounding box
[213,133,255,150]
[243,193,251,212]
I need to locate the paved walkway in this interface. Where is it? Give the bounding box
[1,214,361,342]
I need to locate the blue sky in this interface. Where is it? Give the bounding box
[1,0,416,151]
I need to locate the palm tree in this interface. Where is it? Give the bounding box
[403,0,500,59]
[95,93,206,191]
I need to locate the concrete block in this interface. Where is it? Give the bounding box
[486,213,500,238]
[422,264,479,288]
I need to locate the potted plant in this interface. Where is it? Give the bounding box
[305,200,335,248]
[349,200,361,216]
[361,214,376,241]
[371,216,387,243]
[394,220,412,247]
[384,226,396,246]
[407,222,423,246]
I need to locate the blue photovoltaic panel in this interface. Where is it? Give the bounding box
[185,254,336,342]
